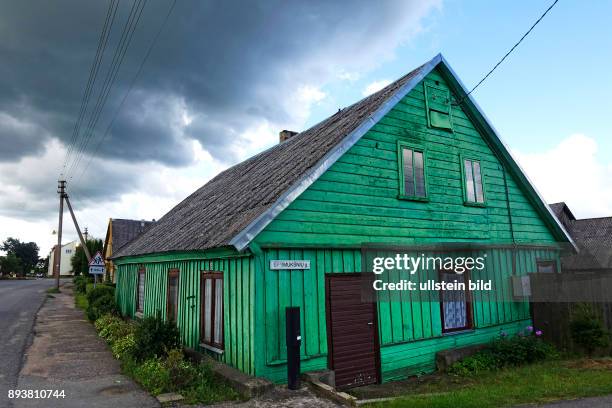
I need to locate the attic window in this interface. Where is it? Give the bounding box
[398,141,427,201]
[424,83,452,131]
[462,157,485,206]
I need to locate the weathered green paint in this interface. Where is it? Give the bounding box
[257,69,557,248]
[115,66,567,385]
[115,251,256,375]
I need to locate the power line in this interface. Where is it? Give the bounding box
[73,0,178,189]
[66,0,147,181]
[66,0,146,179]
[60,0,118,179]
[455,0,559,105]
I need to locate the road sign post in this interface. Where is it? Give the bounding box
[88,251,105,288]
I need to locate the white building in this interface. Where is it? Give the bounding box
[48,241,78,276]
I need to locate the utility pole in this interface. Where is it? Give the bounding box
[83,227,89,242]
[55,180,66,291]
[65,195,92,263]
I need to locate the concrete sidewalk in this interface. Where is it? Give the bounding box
[14,284,159,408]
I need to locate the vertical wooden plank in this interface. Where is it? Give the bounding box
[389,263,402,343]
[277,249,290,361]
[316,249,327,355]
[486,248,498,326]
[378,250,393,344]
[235,258,243,370]
[265,249,279,363]
[303,249,318,356]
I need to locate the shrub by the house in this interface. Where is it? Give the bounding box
[448,326,557,376]
[570,304,610,356]
[73,275,89,294]
[84,285,119,321]
[132,314,181,362]
[93,313,238,404]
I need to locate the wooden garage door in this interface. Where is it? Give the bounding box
[326,274,380,389]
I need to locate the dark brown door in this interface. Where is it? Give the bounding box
[326,274,380,389]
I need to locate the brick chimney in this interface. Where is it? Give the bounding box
[279,130,298,143]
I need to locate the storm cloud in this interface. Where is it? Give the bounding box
[0,0,440,227]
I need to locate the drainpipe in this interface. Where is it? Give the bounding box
[502,164,518,277]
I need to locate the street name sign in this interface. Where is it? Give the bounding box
[88,251,105,275]
[270,260,311,270]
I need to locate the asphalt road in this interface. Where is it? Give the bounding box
[0,279,53,407]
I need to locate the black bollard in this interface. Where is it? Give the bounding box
[285,306,301,390]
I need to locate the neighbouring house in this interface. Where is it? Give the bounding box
[113,54,575,388]
[48,240,78,277]
[103,218,155,282]
[550,202,612,273]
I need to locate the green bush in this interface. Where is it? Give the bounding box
[489,333,557,365]
[73,275,89,294]
[570,304,610,356]
[448,350,498,376]
[132,314,181,362]
[112,333,136,360]
[94,314,120,333]
[132,358,172,395]
[448,326,558,376]
[86,294,119,321]
[86,285,115,305]
[95,314,135,344]
[164,349,196,390]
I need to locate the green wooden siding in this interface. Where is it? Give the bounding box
[114,252,256,375]
[255,246,558,383]
[257,68,557,248]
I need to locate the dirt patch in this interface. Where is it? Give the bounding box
[564,358,612,370]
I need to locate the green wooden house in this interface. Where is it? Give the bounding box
[113,54,575,388]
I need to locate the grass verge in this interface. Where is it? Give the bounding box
[46,287,61,294]
[369,358,612,408]
[75,292,88,310]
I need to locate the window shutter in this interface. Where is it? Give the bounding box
[425,83,452,131]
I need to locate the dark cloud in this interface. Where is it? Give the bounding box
[0,0,438,220]
[0,0,435,163]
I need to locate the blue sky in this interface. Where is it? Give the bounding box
[312,0,611,155]
[305,0,612,220]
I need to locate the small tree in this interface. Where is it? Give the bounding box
[71,239,103,276]
[0,253,24,276]
[570,303,610,357]
[1,238,39,277]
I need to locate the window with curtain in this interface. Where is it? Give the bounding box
[201,272,223,350]
[167,269,180,323]
[440,271,472,332]
[463,158,485,204]
[399,144,427,199]
[136,267,145,313]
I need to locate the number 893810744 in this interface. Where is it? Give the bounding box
[8,390,66,399]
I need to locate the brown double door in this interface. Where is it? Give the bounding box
[326,274,380,389]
